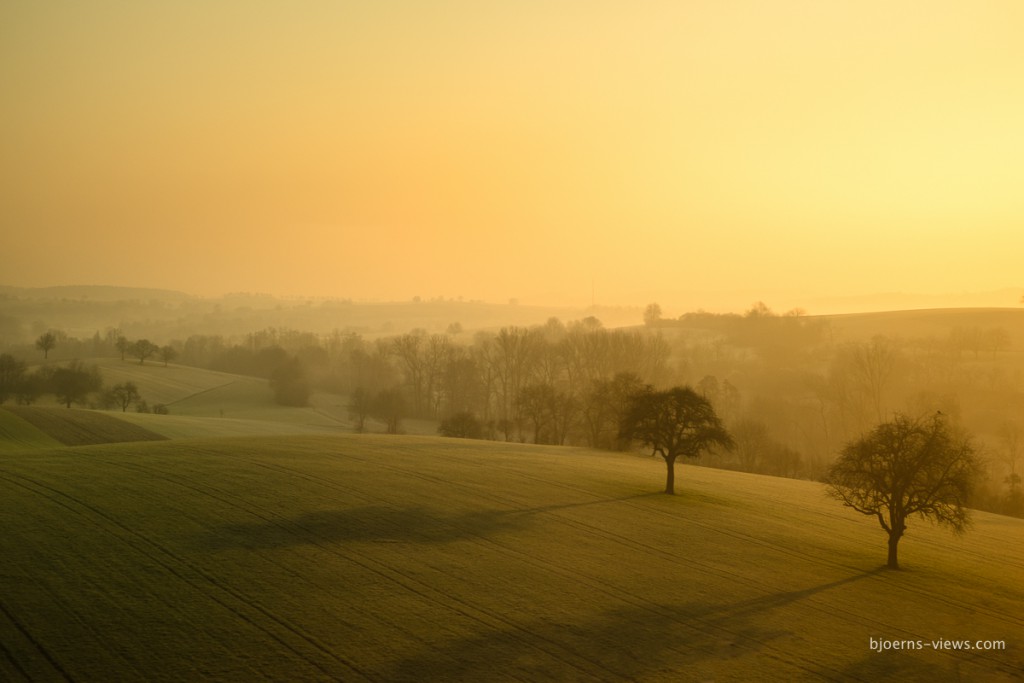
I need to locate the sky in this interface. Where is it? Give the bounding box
[2,1,1023,313]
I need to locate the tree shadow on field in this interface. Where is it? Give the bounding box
[833,649,972,683]
[199,494,654,551]
[383,570,885,682]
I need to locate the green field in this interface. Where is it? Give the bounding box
[1,406,167,446]
[93,359,438,439]
[0,434,1021,681]
[0,407,63,451]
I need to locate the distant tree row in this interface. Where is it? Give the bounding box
[43,301,1018,517]
[0,354,101,407]
[0,354,165,413]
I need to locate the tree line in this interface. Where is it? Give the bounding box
[4,302,1020,517]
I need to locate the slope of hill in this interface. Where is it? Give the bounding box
[822,307,1024,346]
[0,434,1021,681]
[1,406,167,446]
[0,407,63,451]
[92,360,256,408]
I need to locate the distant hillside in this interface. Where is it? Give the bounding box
[0,286,640,345]
[0,407,63,451]
[822,307,1024,346]
[0,284,194,303]
[1,406,167,446]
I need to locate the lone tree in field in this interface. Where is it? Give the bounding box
[115,336,130,361]
[826,412,981,570]
[159,345,178,367]
[130,339,160,365]
[619,386,733,495]
[109,382,141,412]
[35,332,57,359]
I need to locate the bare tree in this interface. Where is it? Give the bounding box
[115,336,130,361]
[643,303,663,327]
[347,387,373,433]
[372,389,406,434]
[35,332,57,359]
[826,412,981,569]
[159,345,178,367]
[109,382,141,412]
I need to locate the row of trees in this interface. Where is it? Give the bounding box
[12,301,1015,517]
[0,354,158,412]
[33,330,177,366]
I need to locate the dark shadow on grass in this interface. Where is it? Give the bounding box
[199,493,656,551]
[382,570,885,682]
[832,649,967,683]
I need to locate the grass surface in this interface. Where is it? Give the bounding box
[0,407,63,451]
[2,406,167,446]
[0,435,1021,681]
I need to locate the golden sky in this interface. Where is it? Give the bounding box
[2,1,1023,311]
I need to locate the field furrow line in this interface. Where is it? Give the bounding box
[0,470,372,682]
[91,457,622,682]
[86,455,451,658]
[309,452,1024,677]
[0,597,76,682]
[201,451,864,680]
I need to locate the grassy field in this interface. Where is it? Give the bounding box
[0,434,1021,681]
[0,407,63,451]
[92,358,438,439]
[1,406,167,446]
[92,360,246,407]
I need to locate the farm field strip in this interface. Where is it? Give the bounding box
[132,437,1023,679]
[78,450,567,675]
[1,435,1022,681]
[0,467,370,681]
[82,449,634,681]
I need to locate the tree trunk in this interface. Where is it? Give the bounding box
[664,455,676,495]
[886,532,901,569]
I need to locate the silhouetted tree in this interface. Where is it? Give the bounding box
[643,303,662,327]
[0,354,26,404]
[581,372,644,450]
[109,382,141,412]
[36,332,57,359]
[115,336,130,361]
[14,370,46,405]
[159,345,178,367]
[348,387,373,433]
[825,413,981,570]
[130,339,160,365]
[372,389,406,434]
[49,361,102,408]
[620,386,734,494]
[438,411,483,439]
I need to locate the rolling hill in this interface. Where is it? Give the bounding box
[0,406,166,446]
[0,434,1021,681]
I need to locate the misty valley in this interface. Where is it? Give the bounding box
[1,286,1022,681]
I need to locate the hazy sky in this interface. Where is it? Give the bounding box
[3,1,1023,312]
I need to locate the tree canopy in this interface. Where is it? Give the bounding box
[826,412,981,569]
[619,386,733,494]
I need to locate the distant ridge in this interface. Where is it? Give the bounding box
[0,285,194,302]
